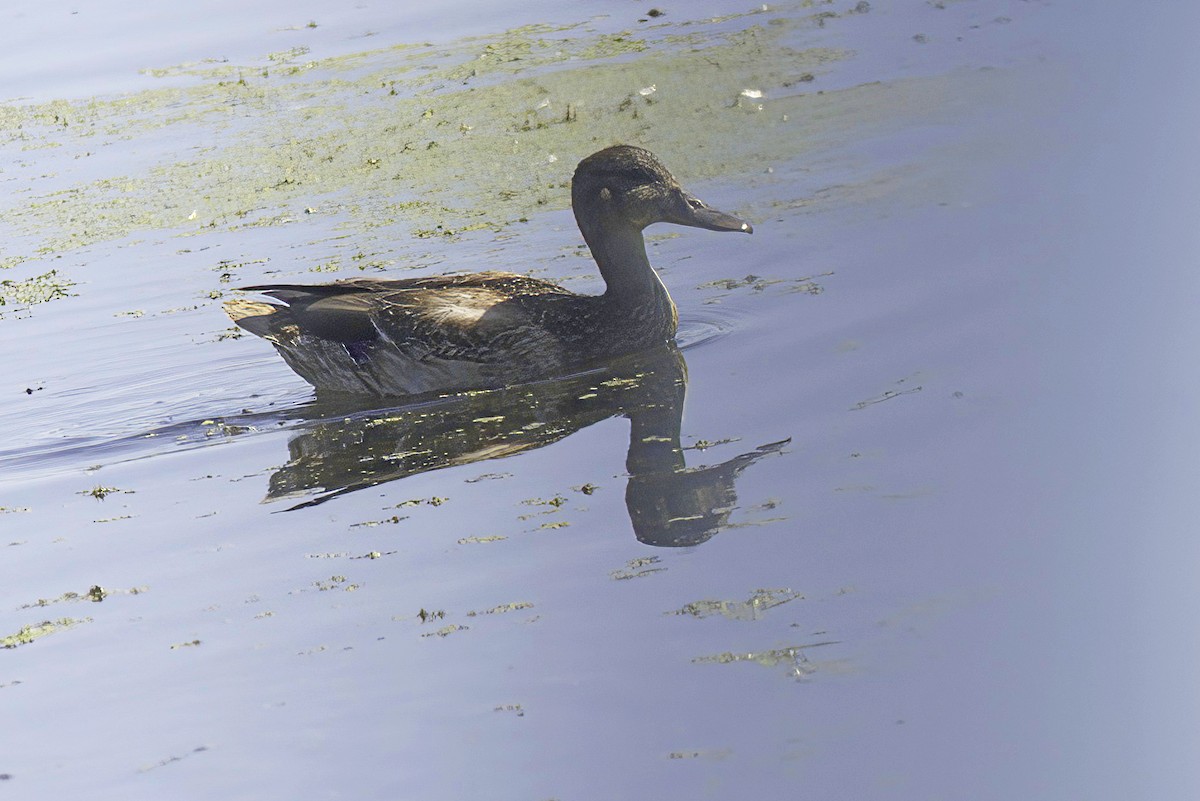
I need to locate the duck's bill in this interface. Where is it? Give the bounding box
[679,198,754,234]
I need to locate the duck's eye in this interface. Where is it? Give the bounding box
[687,197,705,210]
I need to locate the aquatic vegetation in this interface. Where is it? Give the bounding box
[683,436,741,451]
[523,495,567,508]
[2,617,90,649]
[610,555,665,580]
[349,514,409,528]
[0,4,851,314]
[19,585,146,608]
[420,624,467,638]
[466,601,534,617]
[79,485,126,500]
[350,550,397,560]
[464,472,512,483]
[394,496,448,507]
[692,640,843,678]
[0,269,73,315]
[697,270,832,303]
[314,575,359,592]
[668,588,803,620]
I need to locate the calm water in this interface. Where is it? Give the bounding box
[3,1,1199,799]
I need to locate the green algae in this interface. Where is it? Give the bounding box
[78,485,123,500]
[415,608,446,623]
[2,617,90,649]
[0,269,73,314]
[669,587,803,621]
[349,514,408,528]
[466,601,534,617]
[522,494,567,508]
[421,623,468,638]
[0,0,1004,320]
[610,555,665,580]
[692,640,841,669]
[350,549,397,560]
[19,585,146,609]
[0,2,854,314]
[314,575,358,591]
[391,495,448,506]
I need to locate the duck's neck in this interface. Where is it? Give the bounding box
[576,211,666,305]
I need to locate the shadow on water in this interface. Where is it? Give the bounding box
[265,345,788,547]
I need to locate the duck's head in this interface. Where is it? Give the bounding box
[572,145,753,235]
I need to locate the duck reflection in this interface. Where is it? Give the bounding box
[266,345,787,547]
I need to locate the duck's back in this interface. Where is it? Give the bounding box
[226,271,595,395]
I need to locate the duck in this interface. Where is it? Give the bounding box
[223,144,752,396]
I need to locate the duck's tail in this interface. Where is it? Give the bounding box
[223,298,293,341]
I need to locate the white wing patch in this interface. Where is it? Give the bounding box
[419,291,505,327]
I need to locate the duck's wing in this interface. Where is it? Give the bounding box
[236,271,574,357]
[227,272,588,393]
[241,271,565,302]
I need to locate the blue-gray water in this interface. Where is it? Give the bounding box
[3,2,1199,799]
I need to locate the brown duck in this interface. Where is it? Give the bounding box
[224,145,752,395]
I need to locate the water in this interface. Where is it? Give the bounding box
[3,1,1199,799]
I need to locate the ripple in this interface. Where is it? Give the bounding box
[0,352,307,482]
[676,306,748,350]
[3,309,748,483]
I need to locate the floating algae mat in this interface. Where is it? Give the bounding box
[0,2,860,312]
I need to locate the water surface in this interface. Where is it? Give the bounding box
[3,1,1199,799]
